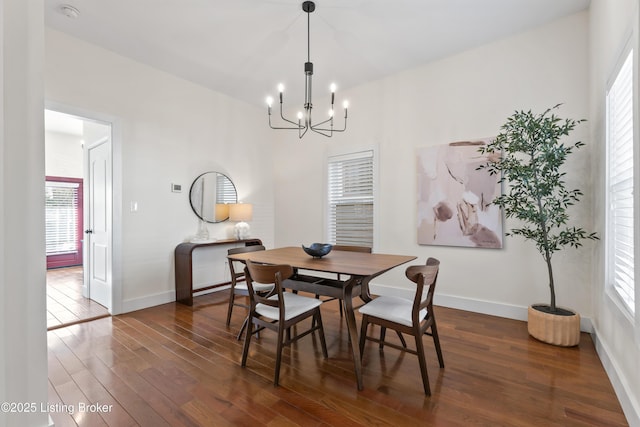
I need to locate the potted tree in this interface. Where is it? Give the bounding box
[479,104,598,346]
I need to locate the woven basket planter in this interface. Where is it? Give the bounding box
[527,305,580,347]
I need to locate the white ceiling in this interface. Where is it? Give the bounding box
[45,109,84,136]
[44,0,590,109]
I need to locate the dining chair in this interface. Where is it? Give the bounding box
[358,257,444,395]
[226,245,269,339]
[242,260,329,387]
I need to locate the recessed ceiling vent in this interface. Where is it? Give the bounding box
[59,4,80,19]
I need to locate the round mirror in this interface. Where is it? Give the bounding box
[189,172,237,223]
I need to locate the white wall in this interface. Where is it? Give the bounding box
[274,12,594,323]
[44,130,83,178]
[0,0,49,426]
[45,29,276,312]
[589,0,640,425]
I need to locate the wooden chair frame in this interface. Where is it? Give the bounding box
[359,257,444,395]
[242,260,329,386]
[226,245,267,339]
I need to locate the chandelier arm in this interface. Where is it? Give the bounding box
[269,123,306,130]
[311,116,333,128]
[269,111,304,130]
[278,103,304,129]
[299,124,309,138]
[311,119,347,133]
[310,127,334,137]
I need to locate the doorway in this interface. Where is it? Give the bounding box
[45,108,112,329]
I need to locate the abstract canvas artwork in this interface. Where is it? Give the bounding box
[417,139,503,248]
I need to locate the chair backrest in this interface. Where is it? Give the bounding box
[228,245,266,279]
[404,257,440,322]
[332,245,372,253]
[245,260,293,310]
[228,245,266,256]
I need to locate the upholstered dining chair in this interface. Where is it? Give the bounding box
[226,245,268,339]
[242,260,329,387]
[358,257,444,395]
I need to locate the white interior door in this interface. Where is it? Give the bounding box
[86,137,112,311]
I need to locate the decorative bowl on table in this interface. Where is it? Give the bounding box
[302,243,333,258]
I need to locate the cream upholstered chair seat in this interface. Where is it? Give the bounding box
[235,281,273,294]
[358,295,427,327]
[257,292,322,321]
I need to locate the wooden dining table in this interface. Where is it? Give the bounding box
[227,246,416,390]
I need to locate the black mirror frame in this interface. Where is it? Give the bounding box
[189,171,237,223]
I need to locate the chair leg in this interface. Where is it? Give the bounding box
[396,331,407,348]
[314,310,328,358]
[359,315,369,360]
[338,298,343,317]
[237,315,261,340]
[274,323,285,387]
[431,321,445,368]
[236,316,249,340]
[415,333,431,396]
[241,316,253,367]
[379,326,386,350]
[226,290,235,326]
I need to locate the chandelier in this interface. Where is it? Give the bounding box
[266,1,348,138]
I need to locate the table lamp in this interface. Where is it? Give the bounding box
[229,203,253,240]
[215,203,230,222]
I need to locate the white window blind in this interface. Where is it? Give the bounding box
[606,49,635,315]
[45,181,80,255]
[328,150,374,247]
[216,174,236,203]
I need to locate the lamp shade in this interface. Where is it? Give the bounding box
[229,203,253,222]
[214,203,230,222]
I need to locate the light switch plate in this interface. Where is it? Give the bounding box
[171,183,182,193]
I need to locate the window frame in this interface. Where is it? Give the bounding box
[325,147,378,250]
[605,40,638,322]
[45,176,84,269]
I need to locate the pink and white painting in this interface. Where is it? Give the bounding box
[417,140,503,248]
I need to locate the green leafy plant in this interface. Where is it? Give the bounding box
[478,104,598,314]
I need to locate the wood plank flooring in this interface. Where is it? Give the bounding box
[47,266,110,330]
[48,291,628,426]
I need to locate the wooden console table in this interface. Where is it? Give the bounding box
[175,238,262,306]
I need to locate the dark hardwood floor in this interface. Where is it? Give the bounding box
[47,266,110,330]
[47,290,628,426]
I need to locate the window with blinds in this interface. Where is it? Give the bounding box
[45,181,80,255]
[606,49,635,315]
[327,150,374,247]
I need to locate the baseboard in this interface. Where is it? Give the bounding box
[121,290,176,313]
[592,327,640,427]
[368,283,594,333]
[120,286,230,314]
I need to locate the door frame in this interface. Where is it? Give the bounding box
[46,101,123,315]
